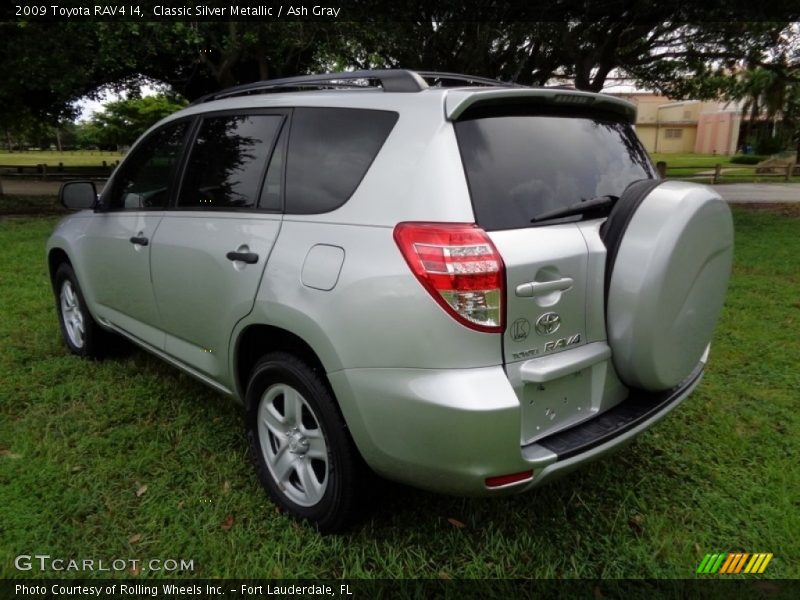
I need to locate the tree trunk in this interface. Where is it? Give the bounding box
[55,129,63,153]
[256,45,269,81]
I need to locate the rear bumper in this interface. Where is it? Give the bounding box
[520,362,704,489]
[329,359,704,496]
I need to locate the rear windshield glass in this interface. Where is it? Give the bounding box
[454,113,655,231]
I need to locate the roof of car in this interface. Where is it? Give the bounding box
[166,70,636,124]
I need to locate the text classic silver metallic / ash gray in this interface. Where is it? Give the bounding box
[47,70,734,532]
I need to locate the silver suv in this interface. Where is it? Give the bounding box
[47,70,734,532]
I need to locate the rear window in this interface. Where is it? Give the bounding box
[454,113,655,231]
[285,107,398,214]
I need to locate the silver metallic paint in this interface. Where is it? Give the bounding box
[46,86,724,497]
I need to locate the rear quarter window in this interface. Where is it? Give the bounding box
[455,112,655,231]
[285,107,399,214]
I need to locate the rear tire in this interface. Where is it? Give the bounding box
[245,352,363,533]
[54,263,119,358]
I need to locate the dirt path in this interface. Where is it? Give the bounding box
[0,179,106,195]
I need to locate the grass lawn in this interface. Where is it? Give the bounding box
[0,150,123,167]
[1,207,798,580]
[0,194,67,216]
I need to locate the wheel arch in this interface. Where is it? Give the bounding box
[47,247,72,287]
[234,324,332,404]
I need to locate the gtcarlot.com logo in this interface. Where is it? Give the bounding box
[696,552,773,574]
[14,554,194,573]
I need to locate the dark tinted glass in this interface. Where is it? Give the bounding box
[455,115,655,231]
[108,121,188,210]
[259,121,288,211]
[285,108,399,214]
[179,115,283,209]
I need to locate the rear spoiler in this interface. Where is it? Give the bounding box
[445,89,636,123]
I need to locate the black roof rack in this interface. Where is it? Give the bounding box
[417,71,524,89]
[193,69,523,104]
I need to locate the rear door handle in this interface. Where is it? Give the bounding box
[516,277,574,297]
[129,236,149,246]
[226,251,259,264]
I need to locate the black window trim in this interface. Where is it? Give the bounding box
[171,107,291,214]
[261,110,291,213]
[98,116,195,213]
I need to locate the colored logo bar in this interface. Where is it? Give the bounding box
[696,553,773,574]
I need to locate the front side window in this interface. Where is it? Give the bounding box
[106,121,189,210]
[178,115,284,210]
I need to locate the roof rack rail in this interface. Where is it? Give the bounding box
[194,70,427,104]
[193,69,524,104]
[417,71,523,88]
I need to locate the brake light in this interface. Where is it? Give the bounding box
[393,222,505,333]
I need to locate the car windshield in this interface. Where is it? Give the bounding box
[455,112,655,231]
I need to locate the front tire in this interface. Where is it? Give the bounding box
[245,352,363,533]
[54,263,115,358]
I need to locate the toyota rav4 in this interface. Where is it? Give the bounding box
[47,70,734,532]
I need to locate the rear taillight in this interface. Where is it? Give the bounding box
[393,222,505,333]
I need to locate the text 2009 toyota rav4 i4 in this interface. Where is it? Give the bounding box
[48,70,733,532]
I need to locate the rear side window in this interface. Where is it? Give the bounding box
[179,114,284,210]
[285,107,398,214]
[455,113,655,231]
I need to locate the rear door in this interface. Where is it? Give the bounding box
[149,111,287,381]
[454,106,656,440]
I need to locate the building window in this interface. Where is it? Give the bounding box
[665,128,683,139]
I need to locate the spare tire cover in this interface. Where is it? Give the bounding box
[603,180,734,391]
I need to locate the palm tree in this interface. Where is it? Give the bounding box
[733,65,800,157]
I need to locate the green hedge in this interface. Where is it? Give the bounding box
[729,154,767,164]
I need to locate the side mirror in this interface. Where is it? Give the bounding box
[59,181,98,210]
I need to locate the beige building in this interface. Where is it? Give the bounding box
[612,93,741,155]
[695,110,741,155]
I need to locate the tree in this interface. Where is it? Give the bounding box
[340,7,789,91]
[656,22,800,157]
[82,96,188,149]
[1,8,797,129]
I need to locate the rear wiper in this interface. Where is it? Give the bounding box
[530,195,620,223]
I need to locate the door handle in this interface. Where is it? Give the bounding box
[515,277,574,297]
[129,236,149,246]
[226,251,259,264]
